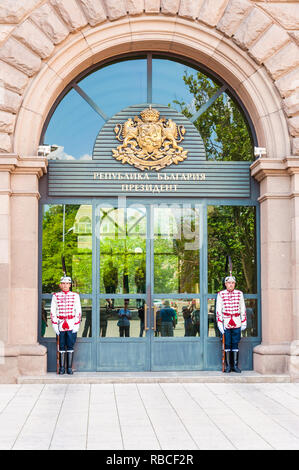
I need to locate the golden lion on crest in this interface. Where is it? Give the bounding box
[112,106,188,171]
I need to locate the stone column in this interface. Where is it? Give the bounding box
[0,154,47,383]
[288,161,299,377]
[251,157,299,378]
[0,159,13,345]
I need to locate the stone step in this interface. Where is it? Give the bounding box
[17,371,292,384]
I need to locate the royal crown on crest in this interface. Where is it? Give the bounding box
[113,105,188,171]
[140,105,160,123]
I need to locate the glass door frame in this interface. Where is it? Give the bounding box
[94,196,261,371]
[39,196,260,372]
[95,197,205,371]
[149,200,204,370]
[203,198,261,371]
[95,198,151,371]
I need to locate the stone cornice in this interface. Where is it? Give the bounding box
[0,153,48,177]
[251,156,299,182]
[258,192,299,203]
[254,342,299,357]
[11,190,41,199]
[254,342,292,356]
[285,157,299,175]
[3,343,47,357]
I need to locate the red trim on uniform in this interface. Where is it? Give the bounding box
[62,320,69,330]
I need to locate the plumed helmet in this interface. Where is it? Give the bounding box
[225,276,236,283]
[60,276,72,283]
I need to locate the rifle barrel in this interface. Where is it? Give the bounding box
[222,333,225,373]
[56,334,59,374]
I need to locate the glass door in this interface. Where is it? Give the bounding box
[96,202,151,371]
[96,200,203,371]
[150,203,203,370]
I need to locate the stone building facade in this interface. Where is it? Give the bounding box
[0,0,298,382]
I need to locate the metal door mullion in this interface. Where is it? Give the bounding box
[146,201,152,371]
[92,201,98,370]
[201,202,208,369]
[96,201,103,369]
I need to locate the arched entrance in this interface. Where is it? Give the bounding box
[2,11,296,380]
[38,53,260,372]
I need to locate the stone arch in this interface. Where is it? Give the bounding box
[0,0,298,158]
[9,15,290,159]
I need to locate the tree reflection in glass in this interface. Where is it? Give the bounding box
[208,205,257,294]
[42,204,92,293]
[153,205,200,294]
[99,206,146,294]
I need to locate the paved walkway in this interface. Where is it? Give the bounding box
[16,371,292,384]
[0,382,299,450]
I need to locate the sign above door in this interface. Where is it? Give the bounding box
[47,104,251,198]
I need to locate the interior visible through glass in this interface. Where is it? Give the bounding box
[153,298,200,338]
[99,298,146,338]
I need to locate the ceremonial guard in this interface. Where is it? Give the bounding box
[216,276,247,373]
[51,276,82,374]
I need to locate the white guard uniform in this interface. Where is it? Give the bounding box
[216,289,247,330]
[51,291,82,333]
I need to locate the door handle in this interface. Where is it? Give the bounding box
[152,306,157,331]
[144,304,149,331]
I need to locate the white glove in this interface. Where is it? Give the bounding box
[218,324,224,335]
[72,326,79,334]
[241,325,246,331]
[53,324,59,336]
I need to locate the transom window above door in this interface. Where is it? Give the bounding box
[41,53,255,163]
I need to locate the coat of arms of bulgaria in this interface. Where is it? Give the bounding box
[112,106,188,171]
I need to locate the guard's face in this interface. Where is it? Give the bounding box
[60,282,71,292]
[225,281,236,292]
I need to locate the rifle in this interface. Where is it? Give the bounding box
[56,334,60,374]
[222,331,225,372]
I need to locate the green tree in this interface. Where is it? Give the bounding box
[174,71,253,161]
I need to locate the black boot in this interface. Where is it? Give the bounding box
[59,351,66,375]
[232,350,241,373]
[224,351,231,373]
[67,351,74,375]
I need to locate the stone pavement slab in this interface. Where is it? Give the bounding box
[0,382,298,450]
[17,371,291,384]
